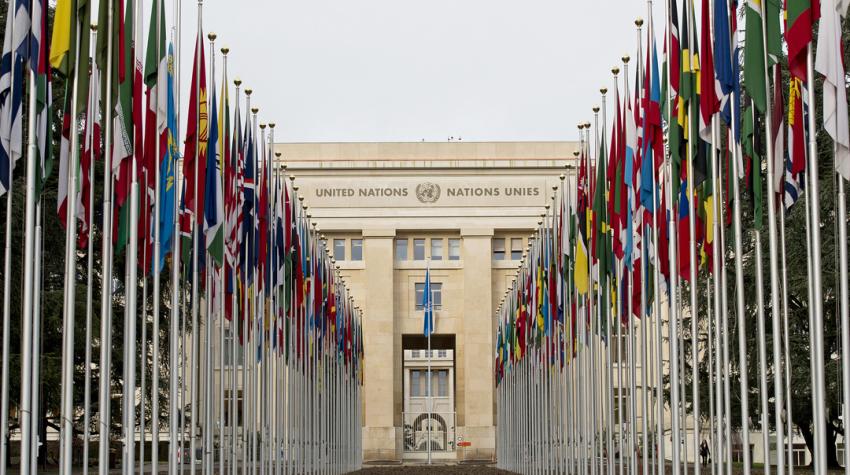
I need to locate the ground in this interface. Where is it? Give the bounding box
[351,464,513,474]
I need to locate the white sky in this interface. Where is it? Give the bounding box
[169,0,668,143]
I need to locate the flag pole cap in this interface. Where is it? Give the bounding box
[635,18,644,27]
[572,151,580,157]
[221,47,229,55]
[584,121,591,128]
[592,106,600,113]
[552,185,559,192]
[622,55,630,64]
[269,123,276,129]
[252,107,259,114]
[289,174,296,181]
[611,66,619,75]
[544,205,550,210]
[560,174,565,181]
[245,88,253,96]
[91,24,97,31]
[234,78,242,87]
[260,123,267,130]
[208,32,217,41]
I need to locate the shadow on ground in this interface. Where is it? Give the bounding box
[349,463,514,474]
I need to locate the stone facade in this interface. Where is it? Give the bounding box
[276,141,578,462]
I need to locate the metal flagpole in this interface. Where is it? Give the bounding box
[726,1,751,468]
[125,78,142,475]
[720,131,733,475]
[0,0,17,467]
[778,195,793,475]
[711,117,724,475]
[838,176,849,475]
[169,128,184,475]
[31,202,42,472]
[52,9,83,475]
[83,24,98,475]
[151,1,164,471]
[683,3,700,472]
[99,0,118,473]
[189,4,204,474]
[205,31,218,475]
[621,55,632,473]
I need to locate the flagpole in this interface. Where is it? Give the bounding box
[168,128,183,475]
[151,2,164,472]
[720,130,733,475]
[838,175,849,475]
[778,199,793,475]
[98,0,118,473]
[189,3,204,474]
[82,23,98,475]
[710,116,724,475]
[219,46,231,475]
[427,257,432,465]
[0,0,18,468]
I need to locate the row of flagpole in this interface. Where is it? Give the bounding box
[495,0,849,473]
[0,0,365,474]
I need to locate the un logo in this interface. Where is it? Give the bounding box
[415,182,441,204]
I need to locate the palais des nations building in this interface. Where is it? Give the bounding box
[275,140,577,462]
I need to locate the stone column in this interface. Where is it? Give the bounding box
[460,228,495,460]
[361,228,399,461]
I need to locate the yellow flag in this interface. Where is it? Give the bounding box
[49,0,73,71]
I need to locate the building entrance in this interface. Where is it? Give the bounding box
[402,335,456,459]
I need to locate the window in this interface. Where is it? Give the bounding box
[395,238,408,261]
[411,370,422,397]
[333,239,345,261]
[437,370,448,397]
[511,238,523,260]
[410,369,448,397]
[430,239,443,261]
[351,239,363,261]
[415,282,442,310]
[448,238,461,261]
[493,238,506,260]
[413,239,426,260]
[224,327,244,366]
[224,390,244,426]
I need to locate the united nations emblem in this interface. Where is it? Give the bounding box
[415,182,441,204]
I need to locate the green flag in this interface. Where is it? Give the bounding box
[744,0,781,113]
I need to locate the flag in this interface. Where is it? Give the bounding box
[0,0,28,196]
[743,0,781,113]
[784,78,805,209]
[785,0,819,80]
[770,65,784,193]
[698,0,719,142]
[33,0,52,202]
[77,64,100,249]
[422,263,435,337]
[815,0,850,180]
[158,44,177,271]
[204,61,224,266]
[180,34,209,263]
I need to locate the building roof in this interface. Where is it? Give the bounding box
[274,141,579,170]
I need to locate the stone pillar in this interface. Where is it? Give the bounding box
[361,228,399,461]
[459,228,495,460]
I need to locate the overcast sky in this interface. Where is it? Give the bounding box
[173,0,667,143]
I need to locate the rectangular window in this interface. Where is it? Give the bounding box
[415,282,443,310]
[430,238,443,260]
[413,239,426,260]
[395,238,408,261]
[493,238,506,261]
[511,238,523,260]
[224,327,244,366]
[351,239,363,261]
[411,370,421,397]
[224,390,244,426]
[438,370,448,397]
[333,239,345,261]
[448,238,461,261]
